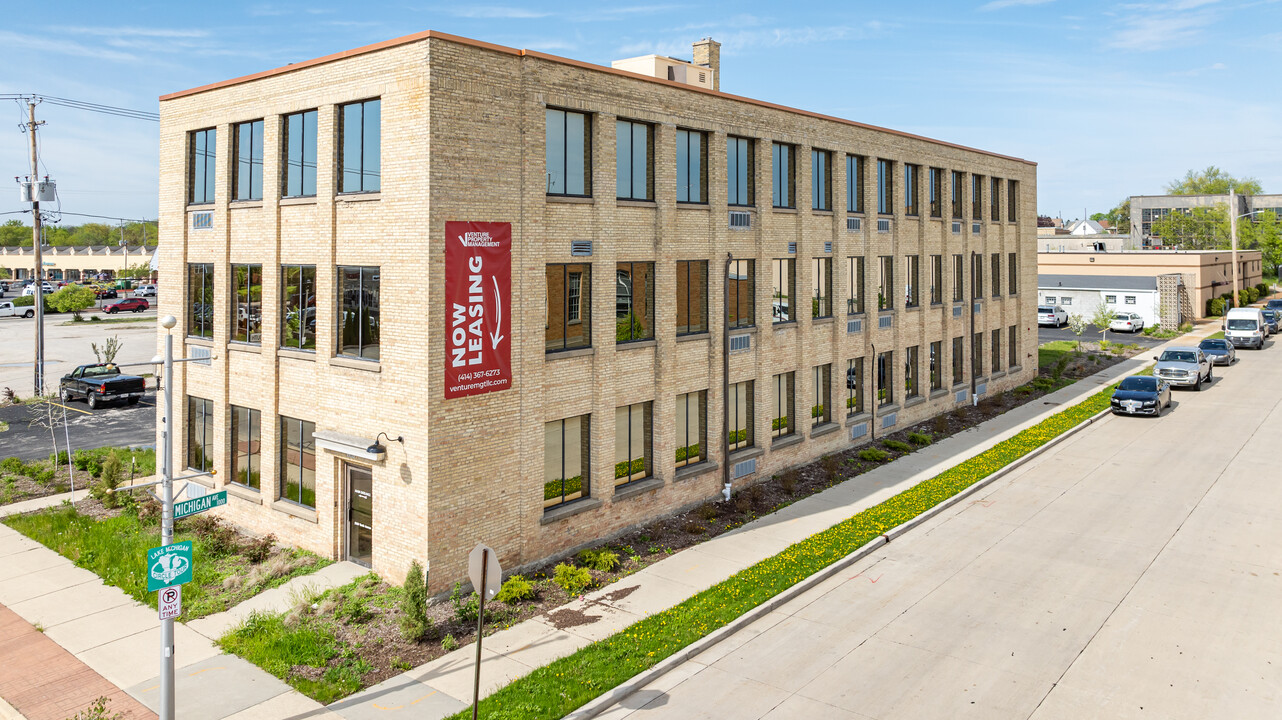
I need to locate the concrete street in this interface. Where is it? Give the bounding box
[600,339,1282,718]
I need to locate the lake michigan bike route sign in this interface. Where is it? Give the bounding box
[147,541,193,592]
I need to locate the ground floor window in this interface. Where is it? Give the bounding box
[675,391,707,467]
[930,341,942,391]
[614,402,652,485]
[992,328,1003,373]
[973,332,984,378]
[729,381,754,451]
[545,414,590,508]
[280,416,316,508]
[771,372,795,437]
[1009,325,1018,368]
[952,336,964,385]
[812,364,831,426]
[877,351,893,406]
[230,405,260,490]
[846,358,864,416]
[904,345,920,399]
[187,396,213,472]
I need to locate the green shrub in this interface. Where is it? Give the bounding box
[1207,297,1226,317]
[495,574,536,604]
[337,596,370,624]
[907,432,932,446]
[1031,376,1055,391]
[858,448,889,462]
[577,548,620,572]
[244,534,276,564]
[450,582,480,625]
[90,453,125,508]
[1179,323,1192,333]
[882,439,913,452]
[1052,355,1069,381]
[1239,288,1251,307]
[441,634,458,652]
[1256,282,1269,297]
[400,560,432,641]
[553,563,594,596]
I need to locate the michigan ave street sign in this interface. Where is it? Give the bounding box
[174,490,227,519]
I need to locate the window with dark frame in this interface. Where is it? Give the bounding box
[675,390,707,467]
[728,381,754,451]
[614,402,652,486]
[846,357,864,416]
[727,259,755,329]
[848,256,865,314]
[339,99,381,194]
[281,264,317,350]
[231,405,260,490]
[337,266,380,360]
[1008,179,1018,222]
[772,258,795,324]
[812,149,831,211]
[547,108,591,197]
[676,129,708,203]
[279,415,316,508]
[676,260,708,335]
[992,328,1002,373]
[233,120,264,201]
[283,110,318,198]
[231,264,262,343]
[615,262,655,343]
[186,396,213,472]
[991,253,1002,298]
[991,176,1001,221]
[812,257,832,318]
[545,415,590,508]
[1009,325,1018,368]
[972,253,984,299]
[973,331,984,379]
[877,351,893,407]
[904,345,920,399]
[972,174,984,219]
[547,263,592,352]
[188,128,216,205]
[772,142,795,208]
[187,263,214,339]
[904,164,919,216]
[877,256,894,311]
[771,371,795,438]
[929,167,943,217]
[812,364,831,426]
[929,341,942,391]
[905,255,920,308]
[929,254,943,305]
[951,170,964,219]
[847,155,865,214]
[952,254,964,302]
[727,136,754,206]
[877,159,893,215]
[1008,252,1018,295]
[952,336,964,385]
[616,119,654,201]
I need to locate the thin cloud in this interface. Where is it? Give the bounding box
[980,0,1055,10]
[1106,10,1214,50]
[0,30,137,62]
[617,22,888,59]
[447,6,554,19]
[57,26,209,38]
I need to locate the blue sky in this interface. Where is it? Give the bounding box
[2,0,1279,226]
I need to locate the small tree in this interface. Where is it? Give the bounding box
[1067,313,1088,352]
[46,284,97,321]
[92,336,123,364]
[1091,303,1118,345]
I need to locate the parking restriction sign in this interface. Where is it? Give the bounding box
[159,585,181,620]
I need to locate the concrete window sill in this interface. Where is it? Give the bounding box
[811,209,834,216]
[904,396,926,408]
[547,347,595,360]
[329,355,381,372]
[810,422,840,439]
[676,332,710,344]
[226,483,263,504]
[729,446,764,464]
[772,207,798,214]
[228,342,261,354]
[877,404,901,416]
[616,199,658,208]
[546,195,594,204]
[845,412,871,427]
[540,498,603,525]
[617,339,657,351]
[771,434,803,451]
[336,192,381,203]
[674,460,718,482]
[272,499,318,523]
[279,196,317,206]
[676,203,710,211]
[613,476,664,502]
[929,388,949,399]
[229,201,264,209]
[278,348,316,361]
[184,337,213,347]
[812,316,834,326]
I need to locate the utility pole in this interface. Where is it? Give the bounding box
[1230,186,1240,307]
[27,100,46,396]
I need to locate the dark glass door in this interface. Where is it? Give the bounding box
[347,464,372,567]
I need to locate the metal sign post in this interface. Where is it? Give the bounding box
[468,543,501,720]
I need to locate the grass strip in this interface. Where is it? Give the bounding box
[450,382,1118,720]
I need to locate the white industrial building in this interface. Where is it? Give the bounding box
[1038,274,1162,328]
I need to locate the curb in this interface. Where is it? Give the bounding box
[566,390,1124,719]
[0,697,27,720]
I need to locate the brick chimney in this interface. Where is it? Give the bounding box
[692,37,720,91]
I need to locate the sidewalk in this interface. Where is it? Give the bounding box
[0,335,1204,720]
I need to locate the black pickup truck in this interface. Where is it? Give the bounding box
[59,363,146,409]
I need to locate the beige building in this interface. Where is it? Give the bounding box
[158,30,1038,592]
[1038,249,1263,320]
[0,245,155,282]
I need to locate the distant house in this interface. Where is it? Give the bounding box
[1065,219,1106,236]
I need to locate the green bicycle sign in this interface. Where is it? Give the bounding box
[147,541,193,591]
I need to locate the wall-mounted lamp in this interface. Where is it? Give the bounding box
[367,432,404,455]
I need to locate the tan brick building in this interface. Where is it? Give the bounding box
[158,31,1038,592]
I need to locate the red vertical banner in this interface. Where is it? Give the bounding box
[444,222,512,399]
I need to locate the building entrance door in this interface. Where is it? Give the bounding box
[346,464,373,567]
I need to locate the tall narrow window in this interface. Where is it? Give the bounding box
[280,415,316,508]
[616,119,653,201]
[992,328,1003,373]
[283,110,318,198]
[904,164,919,216]
[187,263,214,339]
[929,254,943,305]
[991,177,1001,221]
[812,149,831,210]
[233,120,264,201]
[846,155,865,214]
[991,253,1002,298]
[675,391,707,467]
[727,259,755,329]
[846,357,864,416]
[676,260,708,335]
[973,331,984,378]
[772,142,795,208]
[547,263,592,352]
[847,256,865,314]
[616,262,655,343]
[951,171,964,219]
[771,372,795,438]
[929,167,943,217]
[877,256,894,311]
[929,341,942,391]
[904,255,920,308]
[727,136,754,206]
[904,345,920,399]
[1008,252,1018,295]
[772,258,795,324]
[1009,325,1019,368]
[337,266,380,360]
[188,128,216,205]
[877,351,893,407]
[952,254,964,302]
[877,159,893,214]
[281,264,317,350]
[231,405,260,490]
[547,108,591,197]
[231,264,262,343]
[186,396,213,472]
[545,415,590,508]
[952,336,964,385]
[676,129,707,203]
[1008,180,1018,222]
[812,364,831,426]
[972,174,984,219]
[812,257,832,318]
[339,99,381,193]
[614,402,652,486]
[972,253,984,299]
[728,381,754,450]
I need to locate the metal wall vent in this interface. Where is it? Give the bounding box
[951,221,962,235]
[788,242,797,254]
[191,212,213,230]
[824,241,833,254]
[877,218,891,233]
[878,315,893,329]
[729,211,752,229]
[846,217,862,232]
[955,389,968,403]
[952,305,963,317]
[732,458,757,479]
[881,413,897,429]
[846,318,862,334]
[570,241,593,256]
[972,222,982,234]
[850,422,867,440]
[728,333,752,353]
[189,346,212,366]
[973,301,982,314]
[976,383,987,395]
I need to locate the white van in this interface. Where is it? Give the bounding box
[1223,307,1266,349]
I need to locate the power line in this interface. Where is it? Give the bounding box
[4,93,158,122]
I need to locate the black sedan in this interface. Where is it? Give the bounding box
[1198,338,1236,366]
[1262,309,1280,335]
[1111,375,1171,417]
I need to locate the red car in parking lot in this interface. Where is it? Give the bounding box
[104,298,149,314]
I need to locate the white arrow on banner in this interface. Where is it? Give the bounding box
[489,275,504,349]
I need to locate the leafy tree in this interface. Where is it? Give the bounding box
[0,219,29,246]
[1149,205,1230,249]
[1096,199,1130,233]
[1067,313,1088,352]
[1240,210,1282,273]
[1037,215,1055,228]
[92,336,123,364]
[46,284,96,321]
[1091,303,1118,345]
[119,262,152,279]
[1166,166,1263,196]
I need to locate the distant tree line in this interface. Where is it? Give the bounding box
[0,219,158,247]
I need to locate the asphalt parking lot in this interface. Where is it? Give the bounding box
[0,392,156,461]
[1038,322,1168,347]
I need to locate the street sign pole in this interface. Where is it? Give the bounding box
[159,327,175,720]
[468,543,502,720]
[472,550,487,720]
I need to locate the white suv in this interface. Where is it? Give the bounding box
[1038,305,1068,327]
[136,284,158,297]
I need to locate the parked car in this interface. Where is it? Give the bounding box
[1223,307,1266,349]
[1038,305,1068,327]
[22,282,54,296]
[1262,309,1279,336]
[1110,312,1145,333]
[1265,298,1282,313]
[1110,375,1171,416]
[103,298,149,314]
[1198,338,1235,366]
[58,363,146,409]
[0,301,34,319]
[1154,347,1213,390]
[136,284,158,297]
[93,286,118,299]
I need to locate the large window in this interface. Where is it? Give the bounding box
[991,177,1001,221]
[283,110,318,198]
[991,253,1002,298]
[848,256,865,314]
[281,264,316,350]
[812,364,831,426]
[1008,252,1018,295]
[728,259,755,329]
[233,120,264,201]
[772,142,795,208]
[904,255,920,308]
[929,167,943,218]
[614,402,652,486]
[929,254,943,305]
[929,341,942,391]
[847,155,865,214]
[728,381,754,451]
[280,416,316,508]
[338,266,380,360]
[188,128,216,205]
[904,164,919,216]
[972,174,984,219]
[904,345,920,399]
[1008,180,1018,222]
[846,357,864,416]
[772,258,795,324]
[771,372,795,438]
[972,253,984,299]
[877,256,894,311]
[676,129,707,204]
[952,254,964,302]
[547,263,592,352]
[812,149,831,211]
[952,336,964,385]
[877,159,893,214]
[992,328,1003,373]
[186,396,212,472]
[727,136,754,206]
[616,119,653,201]
[876,351,893,407]
[339,99,381,194]
[545,415,590,508]
[231,405,260,490]
[616,262,655,343]
[231,264,262,344]
[951,171,964,219]
[973,331,984,378]
[676,260,708,336]
[675,391,707,468]
[547,108,591,196]
[812,257,832,318]
[187,263,214,339]
[1009,325,1019,368]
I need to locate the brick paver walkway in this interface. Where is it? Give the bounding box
[0,604,155,720]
